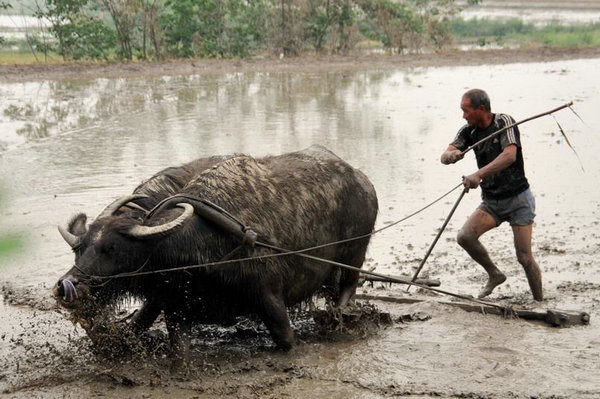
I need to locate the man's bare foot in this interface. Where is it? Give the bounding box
[477,273,507,298]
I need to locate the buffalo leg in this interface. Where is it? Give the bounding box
[257,292,295,350]
[336,241,369,307]
[129,299,161,333]
[164,308,192,368]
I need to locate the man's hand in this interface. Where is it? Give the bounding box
[442,149,464,164]
[462,173,482,192]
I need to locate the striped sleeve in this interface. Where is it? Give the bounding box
[498,113,520,148]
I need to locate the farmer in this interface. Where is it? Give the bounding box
[440,88,543,301]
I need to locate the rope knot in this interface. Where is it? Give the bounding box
[242,226,257,248]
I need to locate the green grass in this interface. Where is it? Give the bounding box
[0,49,63,64]
[0,51,41,64]
[524,26,600,47]
[450,17,600,47]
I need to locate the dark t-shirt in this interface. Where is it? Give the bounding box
[451,113,529,200]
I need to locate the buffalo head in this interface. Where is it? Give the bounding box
[54,198,193,311]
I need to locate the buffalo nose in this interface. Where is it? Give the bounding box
[56,279,65,297]
[56,276,78,302]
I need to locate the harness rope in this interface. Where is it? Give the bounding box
[73,181,517,312]
[81,181,464,282]
[83,229,510,311]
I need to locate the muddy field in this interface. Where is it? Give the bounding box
[1,46,600,83]
[1,46,600,398]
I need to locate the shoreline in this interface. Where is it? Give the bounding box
[1,46,600,82]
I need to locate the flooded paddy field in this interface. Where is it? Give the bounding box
[461,0,600,25]
[0,51,599,398]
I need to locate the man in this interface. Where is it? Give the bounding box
[441,89,543,301]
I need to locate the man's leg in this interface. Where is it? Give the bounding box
[457,209,506,298]
[512,224,543,301]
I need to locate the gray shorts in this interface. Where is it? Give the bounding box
[478,188,536,226]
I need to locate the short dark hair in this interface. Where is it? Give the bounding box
[463,89,491,112]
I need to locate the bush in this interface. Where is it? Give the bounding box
[160,0,267,58]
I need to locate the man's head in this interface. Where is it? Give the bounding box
[461,89,492,128]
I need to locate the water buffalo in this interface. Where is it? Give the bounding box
[55,145,378,362]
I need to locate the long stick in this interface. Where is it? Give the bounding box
[461,101,573,156]
[278,246,508,310]
[355,294,591,327]
[406,187,468,291]
[363,276,441,287]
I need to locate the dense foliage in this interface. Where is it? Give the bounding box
[27,0,481,60]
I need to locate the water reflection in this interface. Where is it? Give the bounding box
[0,71,392,153]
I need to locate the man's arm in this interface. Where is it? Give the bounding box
[463,144,517,189]
[441,145,464,165]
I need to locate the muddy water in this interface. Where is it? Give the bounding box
[1,58,599,397]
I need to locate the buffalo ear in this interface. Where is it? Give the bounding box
[69,213,88,236]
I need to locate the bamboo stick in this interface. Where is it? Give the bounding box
[407,188,468,290]
[355,294,590,327]
[461,101,574,156]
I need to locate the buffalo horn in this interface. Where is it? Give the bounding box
[125,203,194,239]
[97,194,148,219]
[124,202,149,213]
[58,225,82,248]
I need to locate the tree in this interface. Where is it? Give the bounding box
[0,1,12,46]
[304,0,356,53]
[32,0,484,60]
[358,0,482,53]
[139,0,163,59]
[101,0,137,60]
[36,0,116,60]
[368,0,422,53]
[161,0,266,58]
[222,0,267,57]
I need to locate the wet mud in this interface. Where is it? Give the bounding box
[1,47,600,84]
[1,289,398,398]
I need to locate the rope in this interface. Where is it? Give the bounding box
[254,240,510,311]
[81,233,510,312]
[69,180,519,313]
[82,181,464,281]
[74,181,515,310]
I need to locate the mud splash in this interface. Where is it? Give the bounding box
[1,287,400,398]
